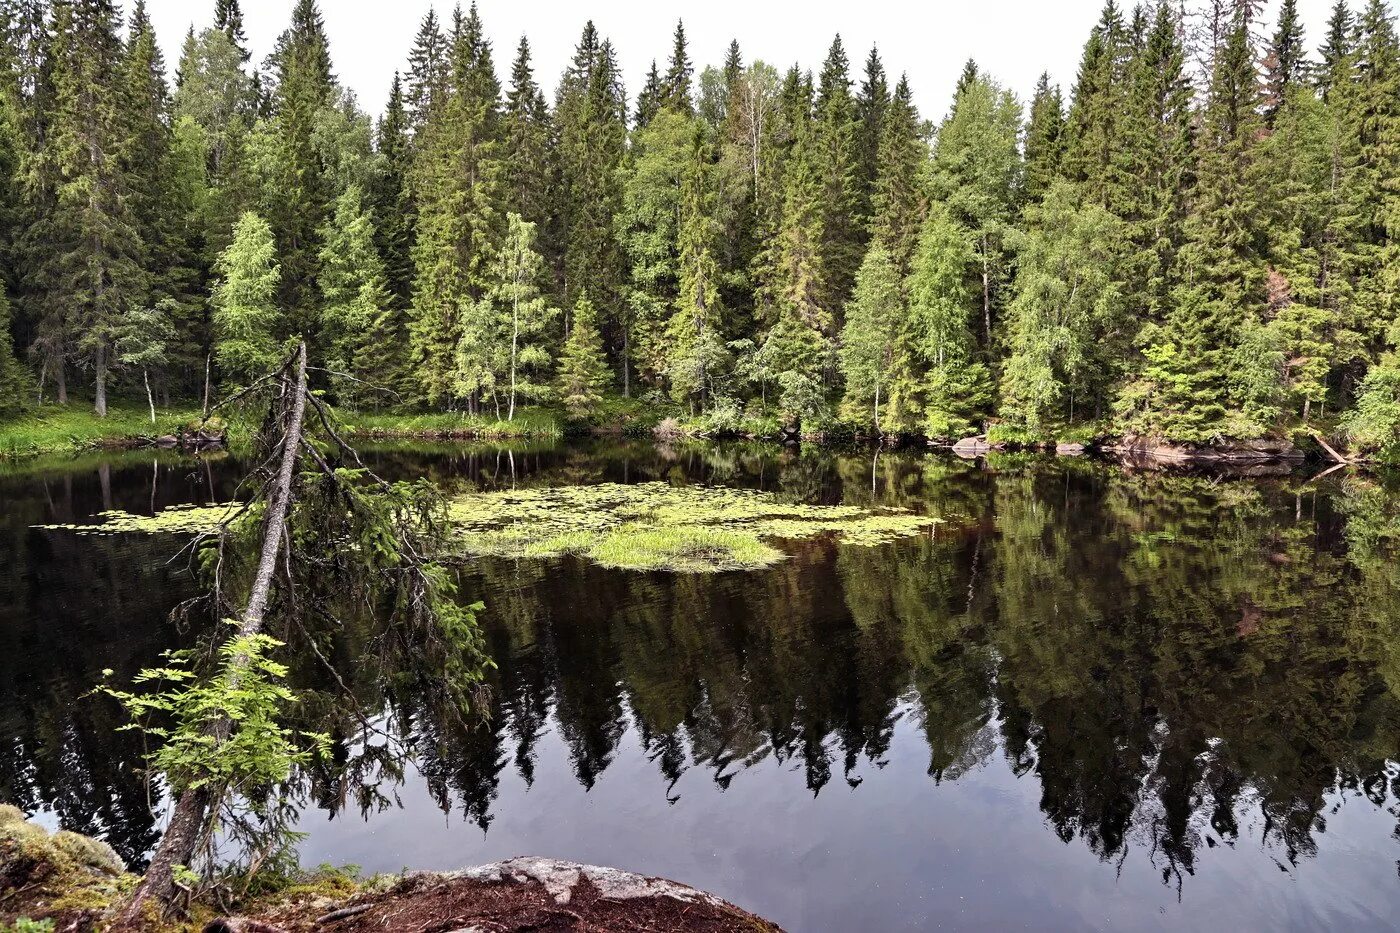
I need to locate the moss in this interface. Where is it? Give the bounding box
[0,806,129,928]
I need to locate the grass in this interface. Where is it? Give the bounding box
[0,403,207,459]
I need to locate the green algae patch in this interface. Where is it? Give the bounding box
[446,481,939,571]
[34,502,244,536]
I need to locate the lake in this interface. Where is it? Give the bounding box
[3,439,1400,931]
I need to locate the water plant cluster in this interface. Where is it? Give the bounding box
[444,481,941,571]
[37,481,941,573]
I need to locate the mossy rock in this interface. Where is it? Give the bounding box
[0,806,128,929]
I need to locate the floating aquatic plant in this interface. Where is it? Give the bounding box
[34,503,244,536]
[36,482,940,571]
[445,481,940,571]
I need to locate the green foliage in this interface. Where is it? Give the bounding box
[101,630,328,798]
[556,295,611,417]
[840,244,903,430]
[446,480,940,571]
[318,185,394,404]
[213,212,282,384]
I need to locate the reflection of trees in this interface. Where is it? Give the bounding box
[9,443,1400,890]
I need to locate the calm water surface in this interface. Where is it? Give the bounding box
[4,440,1400,931]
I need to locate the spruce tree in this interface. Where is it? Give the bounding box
[501,38,553,248]
[869,75,924,273]
[635,60,662,128]
[213,211,281,384]
[35,0,145,415]
[555,23,626,365]
[1264,0,1309,124]
[0,289,32,414]
[409,1,503,407]
[1062,1,1132,212]
[1022,73,1065,205]
[661,20,693,114]
[667,127,725,409]
[374,73,414,308]
[854,46,889,240]
[318,185,393,404]
[1317,0,1354,102]
[812,36,862,319]
[267,0,336,327]
[405,9,448,134]
[556,293,610,417]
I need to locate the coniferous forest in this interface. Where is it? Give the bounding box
[5,0,1400,453]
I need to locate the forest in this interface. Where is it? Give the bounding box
[3,0,1400,453]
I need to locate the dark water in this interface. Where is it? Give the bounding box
[5,440,1400,931]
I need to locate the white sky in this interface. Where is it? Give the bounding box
[143,0,1341,122]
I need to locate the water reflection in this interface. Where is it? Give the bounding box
[3,442,1400,928]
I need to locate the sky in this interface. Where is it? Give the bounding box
[142,0,1341,122]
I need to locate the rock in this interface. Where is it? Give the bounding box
[951,436,992,456]
[1056,442,1086,455]
[1108,435,1303,464]
[155,434,179,448]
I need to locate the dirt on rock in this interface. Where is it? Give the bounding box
[229,859,783,933]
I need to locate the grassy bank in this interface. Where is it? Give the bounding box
[0,404,207,459]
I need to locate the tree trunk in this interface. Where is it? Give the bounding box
[203,353,212,417]
[509,296,519,422]
[144,368,156,425]
[116,345,310,930]
[94,344,108,418]
[56,355,67,405]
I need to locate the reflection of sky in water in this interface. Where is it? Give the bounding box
[298,701,1400,932]
[4,441,1400,932]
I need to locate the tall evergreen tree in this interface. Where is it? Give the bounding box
[1023,73,1065,204]
[1062,1,1133,212]
[374,73,414,308]
[408,1,503,407]
[854,46,889,239]
[31,0,146,415]
[869,74,924,272]
[318,184,393,404]
[212,211,281,384]
[667,126,725,409]
[501,37,553,238]
[661,20,693,114]
[404,9,448,134]
[266,0,335,328]
[555,23,626,367]
[556,292,610,416]
[812,35,862,320]
[1264,0,1309,124]
[1317,0,1355,102]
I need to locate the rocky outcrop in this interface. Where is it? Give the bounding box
[1105,435,1303,463]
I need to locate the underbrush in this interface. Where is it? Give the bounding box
[0,403,206,458]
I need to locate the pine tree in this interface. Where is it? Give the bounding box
[556,293,610,416]
[213,211,281,384]
[318,185,393,404]
[1023,73,1065,204]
